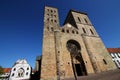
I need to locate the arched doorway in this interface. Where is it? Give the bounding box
[66,40,87,78]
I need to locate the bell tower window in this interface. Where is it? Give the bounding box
[82,28,86,33]
[90,29,94,35]
[78,17,81,22]
[45,6,59,25]
[54,20,57,23]
[51,27,54,31]
[84,18,88,24]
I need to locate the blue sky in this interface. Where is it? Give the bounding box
[0,0,120,68]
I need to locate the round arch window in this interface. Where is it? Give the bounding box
[66,40,81,56]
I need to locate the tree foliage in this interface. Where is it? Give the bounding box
[0,66,4,75]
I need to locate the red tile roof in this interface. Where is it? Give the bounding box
[3,68,11,73]
[107,48,120,53]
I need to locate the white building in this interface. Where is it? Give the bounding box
[107,48,120,68]
[9,59,32,80]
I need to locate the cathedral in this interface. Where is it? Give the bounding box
[39,6,117,80]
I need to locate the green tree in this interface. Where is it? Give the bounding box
[0,66,4,75]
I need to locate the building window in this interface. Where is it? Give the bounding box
[54,10,56,13]
[72,30,75,34]
[103,59,107,65]
[51,27,54,31]
[78,17,81,22]
[90,29,94,35]
[51,14,53,17]
[54,15,56,17]
[47,9,49,11]
[12,73,14,77]
[62,29,65,32]
[13,68,16,71]
[26,72,28,75]
[84,18,88,23]
[27,67,29,70]
[47,27,49,31]
[67,30,69,33]
[58,51,60,53]
[115,53,117,58]
[51,19,53,22]
[111,54,115,58]
[117,53,120,58]
[54,20,57,23]
[118,61,120,66]
[47,18,49,21]
[82,28,86,33]
[51,10,53,13]
[76,31,78,34]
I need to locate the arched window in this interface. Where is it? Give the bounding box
[66,40,81,55]
[51,27,54,31]
[13,68,16,71]
[76,31,78,34]
[51,19,53,22]
[26,72,28,75]
[27,67,29,70]
[54,20,57,23]
[51,14,53,17]
[84,18,88,23]
[54,10,56,13]
[90,29,94,35]
[12,73,14,77]
[72,30,75,34]
[47,27,49,31]
[82,28,86,33]
[47,18,49,21]
[67,30,69,33]
[51,10,53,13]
[78,17,81,22]
[62,29,65,32]
[103,59,107,65]
[54,15,56,17]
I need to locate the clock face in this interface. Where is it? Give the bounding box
[17,68,24,77]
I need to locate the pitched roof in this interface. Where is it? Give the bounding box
[107,48,120,53]
[3,68,11,73]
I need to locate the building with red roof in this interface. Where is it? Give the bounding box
[3,68,11,73]
[107,48,120,68]
[0,68,11,79]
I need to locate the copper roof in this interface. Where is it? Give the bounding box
[107,48,120,53]
[3,68,11,73]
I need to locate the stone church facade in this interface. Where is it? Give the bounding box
[40,6,116,80]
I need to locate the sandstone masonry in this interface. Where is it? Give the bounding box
[40,6,117,80]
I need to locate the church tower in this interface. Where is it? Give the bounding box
[40,6,116,80]
[40,6,60,80]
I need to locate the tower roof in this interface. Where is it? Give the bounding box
[70,9,87,15]
[63,9,87,25]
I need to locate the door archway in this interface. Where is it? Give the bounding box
[66,40,87,77]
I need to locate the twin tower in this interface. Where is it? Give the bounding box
[40,6,116,80]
